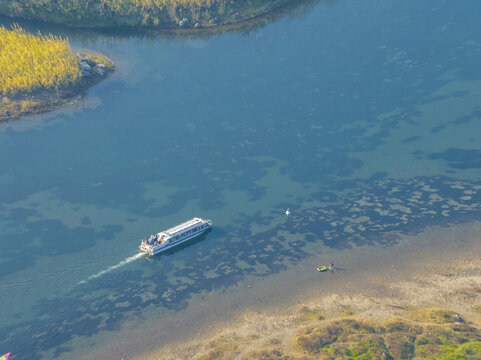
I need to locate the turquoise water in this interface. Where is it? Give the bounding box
[1,0,481,358]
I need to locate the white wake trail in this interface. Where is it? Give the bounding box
[78,252,146,285]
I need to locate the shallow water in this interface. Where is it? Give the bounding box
[1,0,481,358]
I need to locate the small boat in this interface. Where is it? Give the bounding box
[139,217,212,256]
[1,352,11,360]
[317,266,328,272]
[286,208,291,216]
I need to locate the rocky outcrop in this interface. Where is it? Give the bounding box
[79,56,110,78]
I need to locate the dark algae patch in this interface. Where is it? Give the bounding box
[430,148,481,169]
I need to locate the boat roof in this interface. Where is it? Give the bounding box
[164,217,204,235]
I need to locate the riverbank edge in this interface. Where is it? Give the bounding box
[0,51,114,123]
[0,0,296,30]
[142,248,481,359]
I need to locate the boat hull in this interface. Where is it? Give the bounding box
[140,227,211,256]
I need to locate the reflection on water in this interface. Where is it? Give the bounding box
[0,0,325,45]
[1,0,481,358]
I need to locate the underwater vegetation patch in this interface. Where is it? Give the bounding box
[5,175,481,358]
[430,148,481,169]
[288,176,481,249]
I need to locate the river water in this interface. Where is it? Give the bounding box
[1,0,481,358]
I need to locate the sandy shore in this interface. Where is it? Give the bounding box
[136,224,481,360]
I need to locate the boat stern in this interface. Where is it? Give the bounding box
[139,241,154,255]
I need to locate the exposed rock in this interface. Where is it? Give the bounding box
[194,22,201,29]
[80,56,95,66]
[94,64,106,76]
[79,60,92,77]
[178,18,189,27]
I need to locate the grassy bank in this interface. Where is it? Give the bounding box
[0,0,294,28]
[294,311,481,360]
[194,309,481,360]
[0,25,80,96]
[0,25,113,122]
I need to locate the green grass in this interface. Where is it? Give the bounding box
[191,306,481,360]
[407,308,459,324]
[295,312,481,360]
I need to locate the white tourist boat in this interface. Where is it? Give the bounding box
[139,217,212,255]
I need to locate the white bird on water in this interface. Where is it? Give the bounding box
[285,208,291,216]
